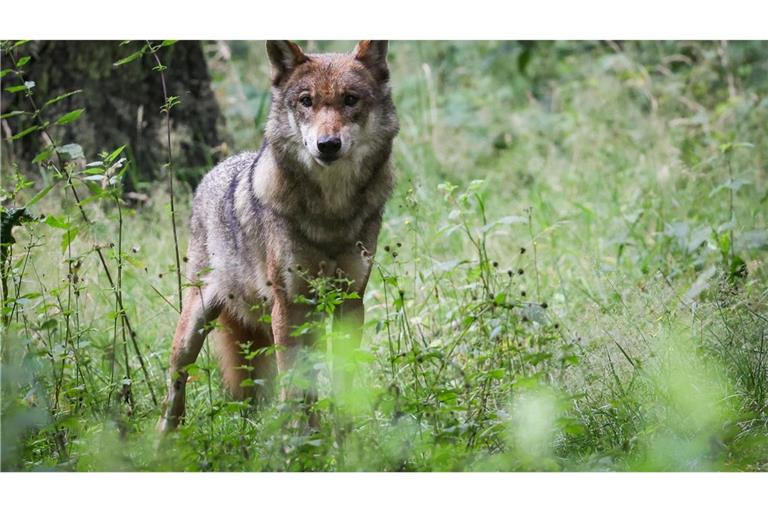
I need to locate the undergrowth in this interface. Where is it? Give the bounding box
[1,40,766,471]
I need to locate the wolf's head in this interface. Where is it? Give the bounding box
[265,40,399,174]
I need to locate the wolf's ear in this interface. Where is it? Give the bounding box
[354,40,390,82]
[266,41,309,85]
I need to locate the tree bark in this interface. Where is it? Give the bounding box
[1,41,228,189]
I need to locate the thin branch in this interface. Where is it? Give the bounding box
[147,41,183,313]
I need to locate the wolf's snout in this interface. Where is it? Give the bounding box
[317,135,342,158]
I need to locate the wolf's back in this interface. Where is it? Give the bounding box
[186,151,259,278]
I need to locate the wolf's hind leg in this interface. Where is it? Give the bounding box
[214,310,276,404]
[157,286,222,433]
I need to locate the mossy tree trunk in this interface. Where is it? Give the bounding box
[1,41,228,190]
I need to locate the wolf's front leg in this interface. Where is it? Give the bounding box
[332,297,364,398]
[333,245,374,399]
[271,291,319,426]
[157,286,221,433]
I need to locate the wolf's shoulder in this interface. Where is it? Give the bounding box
[194,151,260,201]
[198,152,259,190]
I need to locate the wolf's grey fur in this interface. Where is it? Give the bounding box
[158,40,398,431]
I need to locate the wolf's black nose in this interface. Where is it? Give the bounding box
[317,136,342,156]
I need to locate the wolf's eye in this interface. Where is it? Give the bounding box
[299,95,313,108]
[344,94,359,107]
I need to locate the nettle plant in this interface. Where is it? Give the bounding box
[1,40,180,466]
[256,179,582,468]
[368,180,578,450]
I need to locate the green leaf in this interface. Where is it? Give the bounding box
[709,178,751,197]
[55,108,85,125]
[5,84,28,93]
[239,378,265,389]
[16,56,31,67]
[718,232,731,259]
[487,368,506,379]
[42,89,82,109]
[32,147,53,164]
[719,142,733,154]
[24,183,55,208]
[161,40,178,47]
[104,145,126,164]
[13,40,30,48]
[437,390,458,404]
[123,254,145,270]
[76,191,107,207]
[44,215,71,229]
[39,318,58,330]
[0,110,27,120]
[61,227,79,253]
[113,50,145,67]
[0,69,14,79]
[9,124,40,140]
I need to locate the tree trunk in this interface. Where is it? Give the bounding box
[1,41,228,190]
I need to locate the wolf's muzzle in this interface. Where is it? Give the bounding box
[317,135,342,161]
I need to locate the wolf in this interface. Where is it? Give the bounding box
[157,40,399,432]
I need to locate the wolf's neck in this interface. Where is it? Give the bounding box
[253,142,381,220]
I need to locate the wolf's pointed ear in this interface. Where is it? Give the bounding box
[354,40,390,82]
[266,41,309,85]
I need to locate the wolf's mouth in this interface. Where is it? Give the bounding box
[317,154,340,165]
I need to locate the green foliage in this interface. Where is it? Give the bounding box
[1,41,767,471]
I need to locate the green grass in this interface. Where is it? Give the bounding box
[2,41,767,471]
